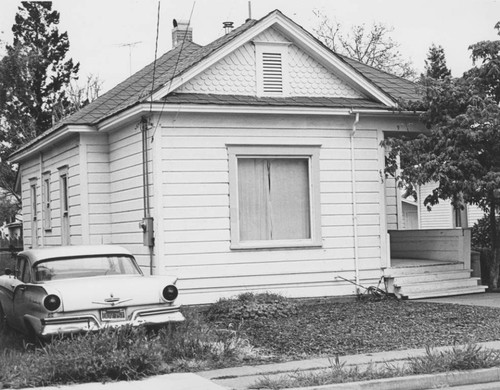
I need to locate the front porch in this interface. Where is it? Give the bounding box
[383,229,487,299]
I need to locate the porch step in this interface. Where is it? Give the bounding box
[398,277,482,295]
[404,286,487,300]
[384,260,488,300]
[383,262,465,277]
[393,270,473,285]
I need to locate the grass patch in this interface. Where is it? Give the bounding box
[252,344,500,389]
[2,293,500,388]
[0,308,257,388]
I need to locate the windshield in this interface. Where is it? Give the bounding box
[33,255,142,281]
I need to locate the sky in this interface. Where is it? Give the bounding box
[0,0,499,93]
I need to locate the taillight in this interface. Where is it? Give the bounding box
[44,294,61,311]
[162,285,178,302]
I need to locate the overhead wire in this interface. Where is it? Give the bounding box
[148,1,161,116]
[150,1,196,143]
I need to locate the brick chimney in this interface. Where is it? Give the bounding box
[172,19,193,47]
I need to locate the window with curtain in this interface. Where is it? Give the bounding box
[238,158,310,240]
[228,145,321,249]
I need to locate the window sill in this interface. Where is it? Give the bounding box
[230,239,322,251]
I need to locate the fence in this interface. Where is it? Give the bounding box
[0,237,23,252]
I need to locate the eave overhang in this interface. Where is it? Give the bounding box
[10,101,421,163]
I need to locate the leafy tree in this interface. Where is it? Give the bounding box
[0,191,19,225]
[0,1,79,204]
[384,22,500,288]
[313,10,416,79]
[424,44,451,79]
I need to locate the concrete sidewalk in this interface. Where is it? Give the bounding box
[198,340,500,389]
[21,292,500,390]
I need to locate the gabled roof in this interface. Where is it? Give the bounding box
[339,55,420,102]
[11,9,421,161]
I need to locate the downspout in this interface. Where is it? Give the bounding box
[350,112,360,293]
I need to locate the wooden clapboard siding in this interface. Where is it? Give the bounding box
[158,113,384,303]
[385,174,398,230]
[20,158,39,247]
[107,122,152,268]
[418,182,453,228]
[467,204,484,227]
[85,134,112,245]
[20,136,81,248]
[419,182,485,229]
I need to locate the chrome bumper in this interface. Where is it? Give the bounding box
[38,306,185,337]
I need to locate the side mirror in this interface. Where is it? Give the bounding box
[4,268,12,276]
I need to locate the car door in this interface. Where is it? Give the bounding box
[5,256,28,328]
[12,256,38,331]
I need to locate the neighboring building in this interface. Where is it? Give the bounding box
[9,10,485,304]
[417,183,484,229]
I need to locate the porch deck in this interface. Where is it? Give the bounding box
[389,258,460,268]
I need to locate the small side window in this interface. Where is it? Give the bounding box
[16,257,30,283]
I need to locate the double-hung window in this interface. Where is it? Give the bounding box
[42,172,51,231]
[59,166,70,245]
[29,178,38,247]
[228,145,321,249]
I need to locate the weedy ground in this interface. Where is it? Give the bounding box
[1,293,500,388]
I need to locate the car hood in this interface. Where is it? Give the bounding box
[42,275,178,312]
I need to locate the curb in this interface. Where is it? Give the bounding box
[284,367,500,390]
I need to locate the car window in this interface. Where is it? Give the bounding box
[33,255,142,281]
[16,257,31,283]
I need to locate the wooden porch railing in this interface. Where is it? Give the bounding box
[388,229,471,270]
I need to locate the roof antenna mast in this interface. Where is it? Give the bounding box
[248,1,252,20]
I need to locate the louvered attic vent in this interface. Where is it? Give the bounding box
[262,52,283,94]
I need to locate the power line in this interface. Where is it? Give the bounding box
[150,1,196,143]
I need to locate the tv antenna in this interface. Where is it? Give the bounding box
[115,41,142,75]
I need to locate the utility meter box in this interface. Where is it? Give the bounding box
[139,217,154,247]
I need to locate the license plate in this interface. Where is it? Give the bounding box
[101,308,126,321]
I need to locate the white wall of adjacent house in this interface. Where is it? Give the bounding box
[19,135,81,248]
[154,112,406,305]
[418,182,484,229]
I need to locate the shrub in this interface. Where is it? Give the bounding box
[471,215,500,249]
[204,292,298,324]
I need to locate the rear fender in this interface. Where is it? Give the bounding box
[24,314,43,336]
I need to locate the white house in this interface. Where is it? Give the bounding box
[9,10,486,303]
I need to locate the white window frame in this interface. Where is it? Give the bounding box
[42,171,51,231]
[254,41,290,97]
[59,166,70,245]
[29,178,38,248]
[228,145,322,249]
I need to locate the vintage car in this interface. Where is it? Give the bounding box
[0,245,184,338]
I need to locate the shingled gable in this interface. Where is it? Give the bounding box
[10,9,419,162]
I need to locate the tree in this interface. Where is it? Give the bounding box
[0,2,79,204]
[67,74,103,112]
[313,10,416,79]
[424,44,451,79]
[384,22,500,288]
